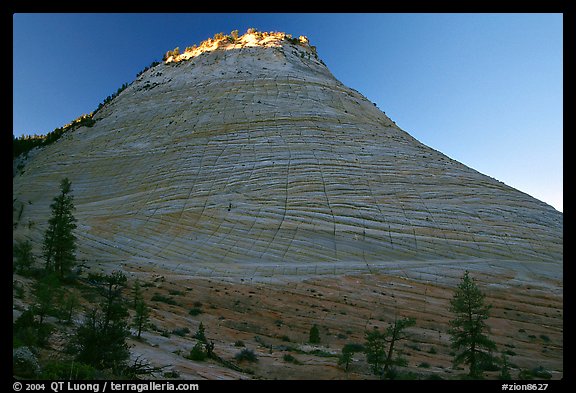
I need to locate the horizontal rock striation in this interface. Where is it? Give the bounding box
[13,32,562,275]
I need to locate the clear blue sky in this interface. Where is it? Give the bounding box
[13,13,563,212]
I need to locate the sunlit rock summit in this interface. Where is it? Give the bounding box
[13,31,563,278]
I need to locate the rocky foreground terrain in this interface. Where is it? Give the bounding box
[13,30,562,379]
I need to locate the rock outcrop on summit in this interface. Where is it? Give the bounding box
[13,31,562,277]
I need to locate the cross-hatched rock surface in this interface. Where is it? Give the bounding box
[12,32,562,277]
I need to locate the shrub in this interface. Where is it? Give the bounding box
[188,307,203,316]
[13,282,25,299]
[163,370,180,378]
[14,240,35,274]
[343,343,365,353]
[539,334,551,342]
[188,342,207,361]
[235,348,258,362]
[518,366,552,380]
[135,60,160,78]
[418,362,431,368]
[13,346,42,378]
[283,354,301,364]
[13,309,53,348]
[41,360,98,380]
[163,48,180,61]
[499,354,512,380]
[283,354,295,362]
[308,349,335,357]
[234,340,245,347]
[172,327,190,337]
[285,35,300,45]
[151,294,177,305]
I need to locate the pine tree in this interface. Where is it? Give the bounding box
[43,178,77,279]
[33,273,60,325]
[188,342,207,361]
[382,317,415,378]
[364,329,387,376]
[131,279,149,339]
[364,317,415,379]
[194,322,206,343]
[14,239,35,274]
[498,353,512,380]
[309,324,320,344]
[338,346,354,372]
[132,279,141,309]
[448,271,497,378]
[72,272,130,371]
[133,300,149,339]
[57,291,79,324]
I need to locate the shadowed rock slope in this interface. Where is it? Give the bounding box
[12,32,562,277]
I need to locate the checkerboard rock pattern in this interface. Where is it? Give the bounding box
[13,32,562,278]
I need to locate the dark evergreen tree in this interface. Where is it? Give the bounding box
[42,178,77,279]
[71,271,130,371]
[33,273,60,325]
[498,353,512,380]
[13,308,53,348]
[364,317,415,379]
[338,345,354,372]
[382,317,415,378]
[448,271,497,378]
[133,299,149,339]
[309,324,321,344]
[131,279,149,339]
[14,239,35,274]
[204,340,215,359]
[132,279,142,308]
[188,342,207,361]
[194,322,206,343]
[364,329,387,376]
[57,291,79,324]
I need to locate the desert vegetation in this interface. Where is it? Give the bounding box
[162,28,312,65]
[13,114,95,160]
[14,188,558,380]
[13,182,560,378]
[13,58,162,161]
[12,29,562,379]
[448,270,498,378]
[12,179,161,378]
[13,27,313,162]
